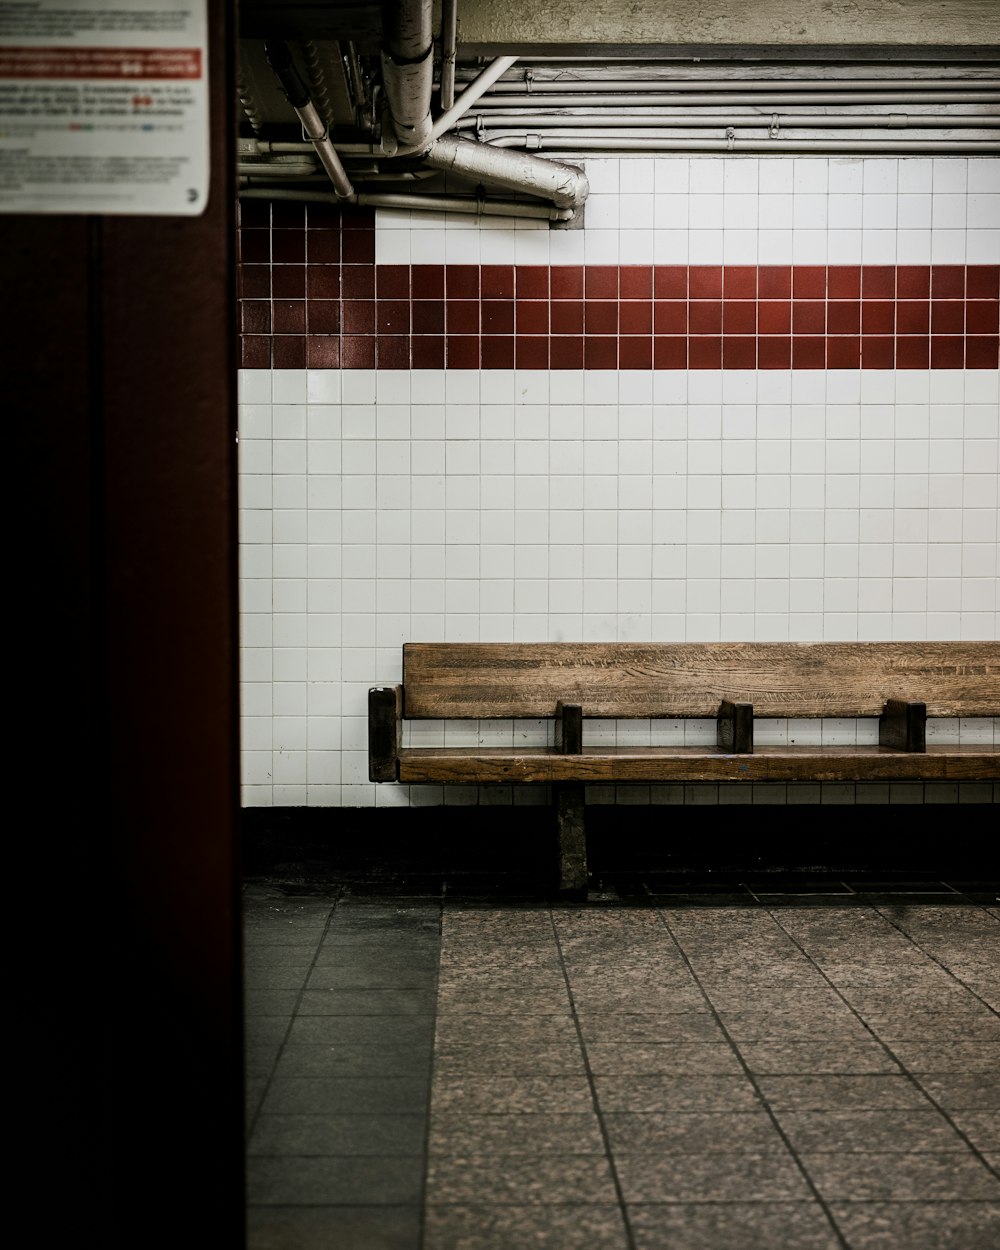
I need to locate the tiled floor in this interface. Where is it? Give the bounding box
[244,876,1000,1249]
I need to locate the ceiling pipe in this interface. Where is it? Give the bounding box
[461,113,1000,131]
[478,77,1000,93]
[439,0,458,111]
[238,186,573,220]
[380,0,435,149]
[395,53,519,153]
[420,133,588,209]
[472,91,1000,108]
[486,135,1000,154]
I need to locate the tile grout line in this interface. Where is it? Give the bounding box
[652,901,854,1250]
[548,905,639,1250]
[762,904,1000,1186]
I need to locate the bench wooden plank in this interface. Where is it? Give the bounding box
[402,642,1000,720]
[397,744,999,784]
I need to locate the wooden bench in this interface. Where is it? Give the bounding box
[369,642,999,893]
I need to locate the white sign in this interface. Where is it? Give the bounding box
[0,0,209,214]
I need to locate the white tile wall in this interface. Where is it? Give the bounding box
[239,155,999,808]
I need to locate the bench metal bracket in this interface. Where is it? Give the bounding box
[717,699,754,754]
[368,685,403,780]
[879,698,927,753]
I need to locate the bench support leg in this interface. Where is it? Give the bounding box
[554,783,588,896]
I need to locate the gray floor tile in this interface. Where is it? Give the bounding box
[739,1039,900,1074]
[585,1042,743,1076]
[862,1011,1000,1040]
[433,1042,586,1076]
[593,1074,760,1114]
[949,1110,1000,1152]
[247,1154,423,1205]
[288,1014,436,1047]
[261,1076,430,1116]
[889,1040,1000,1073]
[306,965,438,990]
[298,988,437,1015]
[428,1112,605,1156]
[628,1202,841,1250]
[719,1010,875,1043]
[432,1012,578,1045]
[245,966,313,990]
[755,1074,932,1111]
[244,989,300,1017]
[801,1151,1000,1201]
[577,1012,723,1044]
[602,1110,785,1155]
[423,1203,629,1249]
[431,1074,594,1115]
[248,1112,427,1157]
[913,1073,1000,1109]
[243,944,323,969]
[570,987,709,1013]
[427,1154,618,1204]
[247,1205,421,1250]
[775,1109,969,1154]
[246,1042,283,1080]
[828,1201,1000,1250]
[615,1149,811,1203]
[436,988,572,1013]
[274,1043,432,1078]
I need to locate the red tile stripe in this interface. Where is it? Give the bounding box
[238,207,999,370]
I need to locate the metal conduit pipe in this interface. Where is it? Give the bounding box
[487,135,1000,154]
[397,54,519,152]
[462,114,1000,131]
[421,133,589,209]
[473,92,1000,108]
[238,186,573,220]
[439,0,458,111]
[480,77,1000,94]
[264,39,357,202]
[381,0,435,149]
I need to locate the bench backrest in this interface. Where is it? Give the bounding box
[401,642,1000,720]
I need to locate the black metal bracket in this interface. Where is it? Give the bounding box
[879,699,927,753]
[717,699,754,754]
[556,701,583,754]
[368,685,403,780]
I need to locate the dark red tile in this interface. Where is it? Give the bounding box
[827,266,861,300]
[827,301,861,335]
[482,299,515,334]
[792,301,826,335]
[723,336,756,369]
[620,266,653,298]
[550,266,584,299]
[966,335,1000,369]
[515,336,549,368]
[272,267,305,299]
[690,266,723,298]
[515,301,548,334]
[895,301,929,335]
[305,202,340,229]
[932,265,965,299]
[481,336,514,368]
[619,337,652,369]
[757,337,791,369]
[238,200,270,228]
[307,267,340,299]
[585,302,618,334]
[861,301,895,335]
[271,201,304,229]
[241,300,271,335]
[758,266,792,299]
[272,232,305,264]
[377,335,410,368]
[688,337,722,368]
[931,302,964,335]
[413,264,445,299]
[551,301,584,334]
[239,230,270,264]
[241,335,270,369]
[481,264,514,297]
[412,300,444,334]
[897,265,931,299]
[273,335,307,368]
[273,301,306,334]
[968,265,1000,299]
[724,266,757,299]
[342,209,376,231]
[550,336,584,369]
[447,335,481,368]
[654,265,687,298]
[308,301,340,334]
[342,300,375,334]
[792,337,825,369]
[689,300,723,334]
[377,265,410,298]
[862,265,895,298]
[793,266,826,298]
[341,335,375,368]
[931,336,965,368]
[584,336,618,368]
[620,302,653,334]
[585,266,618,299]
[307,231,340,264]
[446,300,479,333]
[827,337,861,369]
[342,231,375,264]
[240,265,271,299]
[862,336,894,368]
[412,335,445,368]
[343,267,375,299]
[723,302,756,334]
[653,336,687,368]
[447,264,480,298]
[306,336,341,369]
[654,300,687,334]
[895,337,930,369]
[378,300,411,335]
[757,301,791,335]
[516,266,549,298]
[966,301,999,334]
